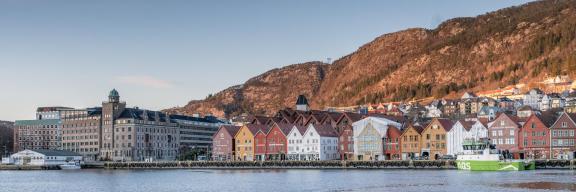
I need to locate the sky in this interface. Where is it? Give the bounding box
[0,0,533,121]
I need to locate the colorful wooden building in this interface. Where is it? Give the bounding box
[211,125,241,161]
[520,112,557,159]
[400,124,425,160]
[265,123,292,160]
[549,112,576,159]
[234,124,267,161]
[336,112,363,160]
[488,113,524,158]
[383,125,402,160]
[420,118,453,160]
[353,116,402,161]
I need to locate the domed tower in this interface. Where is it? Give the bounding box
[109,89,120,103]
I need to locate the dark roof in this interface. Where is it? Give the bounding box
[296,95,309,105]
[245,124,270,135]
[118,108,176,123]
[30,149,81,156]
[220,125,241,137]
[272,123,295,135]
[534,111,559,127]
[458,120,476,131]
[36,106,74,112]
[294,125,308,135]
[171,114,225,123]
[403,124,425,135]
[313,124,338,137]
[436,118,454,132]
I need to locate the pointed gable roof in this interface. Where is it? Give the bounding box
[457,120,476,131]
[244,124,270,135]
[217,125,241,138]
[311,124,338,137]
[425,118,454,132]
[271,123,295,135]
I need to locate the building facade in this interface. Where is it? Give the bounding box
[400,124,424,160]
[520,113,556,159]
[420,118,453,160]
[488,113,523,157]
[211,125,240,161]
[549,112,576,159]
[353,116,402,161]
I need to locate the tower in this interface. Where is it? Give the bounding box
[109,89,120,103]
[296,95,309,111]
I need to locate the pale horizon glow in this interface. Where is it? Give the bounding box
[0,0,533,121]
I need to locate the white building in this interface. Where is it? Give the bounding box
[447,120,488,156]
[300,124,339,160]
[523,88,544,110]
[287,125,307,160]
[353,116,403,161]
[9,149,82,166]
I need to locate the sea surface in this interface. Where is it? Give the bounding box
[0,169,574,192]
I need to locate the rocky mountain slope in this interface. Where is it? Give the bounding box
[168,0,576,117]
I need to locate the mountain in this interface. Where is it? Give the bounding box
[168,0,576,117]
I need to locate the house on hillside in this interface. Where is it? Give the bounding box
[523,88,544,110]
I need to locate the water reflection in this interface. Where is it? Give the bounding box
[500,182,576,191]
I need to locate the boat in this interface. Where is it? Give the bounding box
[455,138,535,171]
[59,161,81,170]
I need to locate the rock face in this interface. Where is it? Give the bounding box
[168,0,576,117]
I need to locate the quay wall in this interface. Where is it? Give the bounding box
[104,160,576,170]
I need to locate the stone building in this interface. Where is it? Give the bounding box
[13,107,67,152]
[100,89,180,161]
[61,107,102,161]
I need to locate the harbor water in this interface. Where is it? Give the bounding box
[0,169,574,192]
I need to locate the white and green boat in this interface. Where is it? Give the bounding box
[455,139,535,171]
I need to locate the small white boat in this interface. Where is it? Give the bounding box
[59,162,81,170]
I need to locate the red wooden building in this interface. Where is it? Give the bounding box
[549,112,576,159]
[384,125,403,160]
[265,123,293,160]
[211,125,241,161]
[520,111,558,159]
[254,126,271,161]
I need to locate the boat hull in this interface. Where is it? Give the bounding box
[456,160,535,171]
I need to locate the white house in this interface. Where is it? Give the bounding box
[300,124,339,160]
[10,149,82,166]
[447,120,488,156]
[287,125,307,160]
[353,116,403,161]
[523,88,544,110]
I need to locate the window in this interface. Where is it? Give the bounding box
[498,130,503,136]
[500,121,505,126]
[531,123,535,129]
[510,130,514,136]
[562,122,568,128]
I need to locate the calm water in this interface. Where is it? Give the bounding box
[0,169,575,192]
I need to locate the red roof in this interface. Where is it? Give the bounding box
[271,123,295,135]
[245,124,270,135]
[458,120,476,131]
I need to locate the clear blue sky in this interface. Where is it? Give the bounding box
[0,0,532,121]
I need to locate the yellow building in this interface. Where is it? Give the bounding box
[420,118,453,160]
[234,124,267,161]
[400,124,425,160]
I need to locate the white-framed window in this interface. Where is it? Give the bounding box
[498,130,503,136]
[509,130,514,136]
[562,122,568,128]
